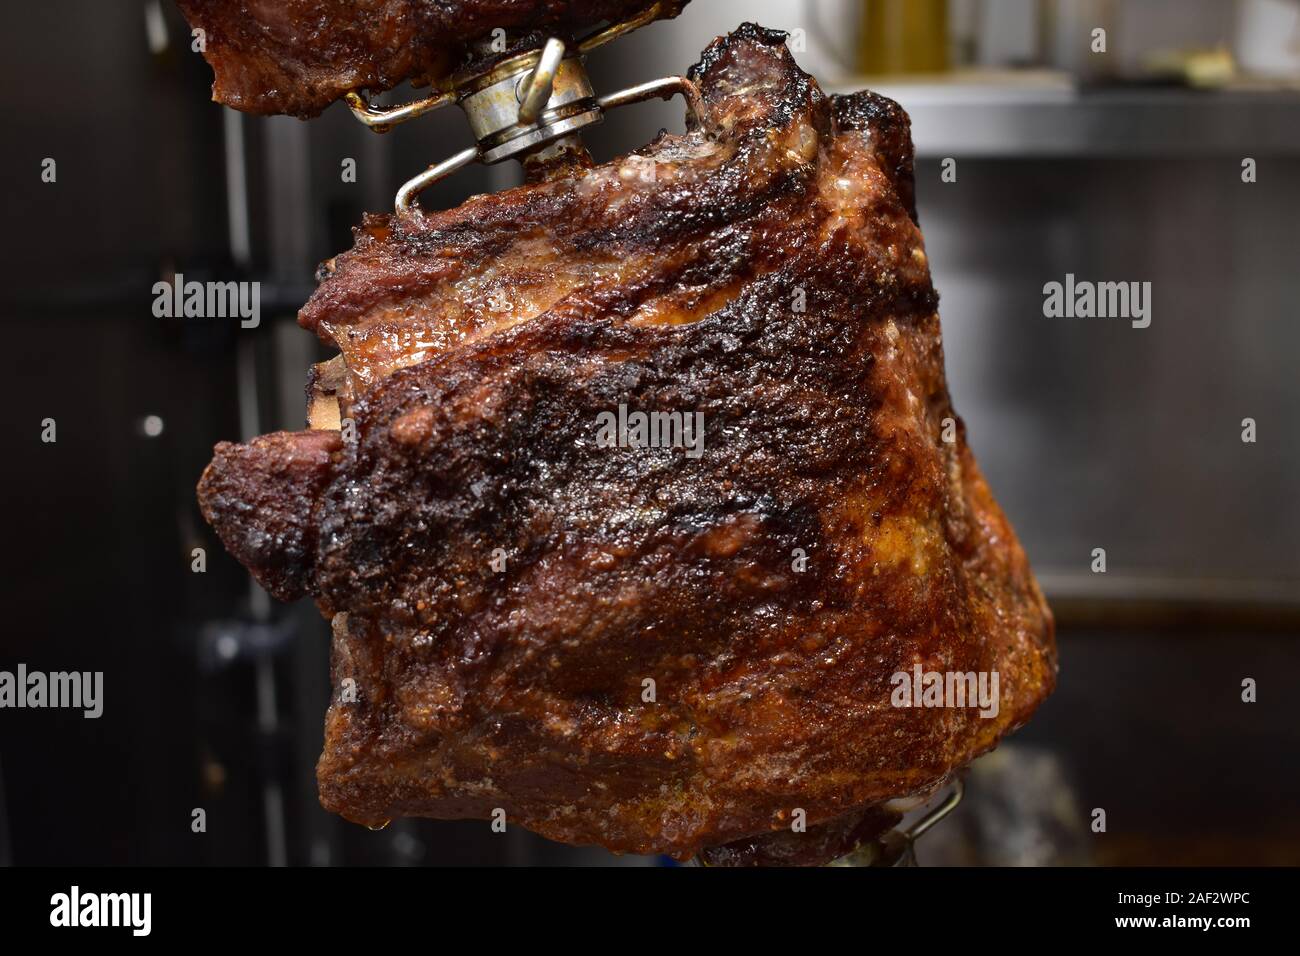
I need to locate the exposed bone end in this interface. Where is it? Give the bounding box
[306,355,350,431]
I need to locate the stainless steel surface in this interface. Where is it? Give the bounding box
[517,37,568,124]
[465,54,601,165]
[395,146,483,213]
[596,74,703,118]
[907,779,967,842]
[343,2,690,211]
[385,46,702,212]
[913,154,1300,598]
[1038,573,1300,630]
[345,88,456,132]
[826,80,1300,156]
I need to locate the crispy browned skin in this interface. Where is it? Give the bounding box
[198,429,342,602]
[174,0,685,117]
[197,24,1055,861]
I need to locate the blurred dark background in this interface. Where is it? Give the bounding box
[1,0,1297,866]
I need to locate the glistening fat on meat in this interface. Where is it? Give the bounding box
[195,24,1056,862]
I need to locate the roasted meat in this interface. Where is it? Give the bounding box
[175,0,686,117]
[198,24,1056,862]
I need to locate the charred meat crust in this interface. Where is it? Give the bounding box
[197,24,1056,861]
[831,90,919,223]
[312,246,1053,857]
[197,429,341,602]
[175,0,687,118]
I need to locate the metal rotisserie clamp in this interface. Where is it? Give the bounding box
[343,2,703,215]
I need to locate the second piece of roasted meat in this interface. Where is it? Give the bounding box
[176,0,686,117]
[198,24,1056,862]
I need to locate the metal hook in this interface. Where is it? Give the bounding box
[394,146,483,213]
[344,88,455,133]
[341,2,702,216]
[688,778,967,868]
[516,37,566,125]
[596,74,703,119]
[393,68,703,216]
[903,777,965,843]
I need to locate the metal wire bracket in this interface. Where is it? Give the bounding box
[341,4,701,215]
[689,778,967,868]
[868,777,967,867]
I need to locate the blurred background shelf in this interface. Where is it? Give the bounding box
[1038,572,1300,630]
[827,73,1300,156]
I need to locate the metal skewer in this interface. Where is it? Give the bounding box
[865,777,966,867]
[905,777,965,844]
